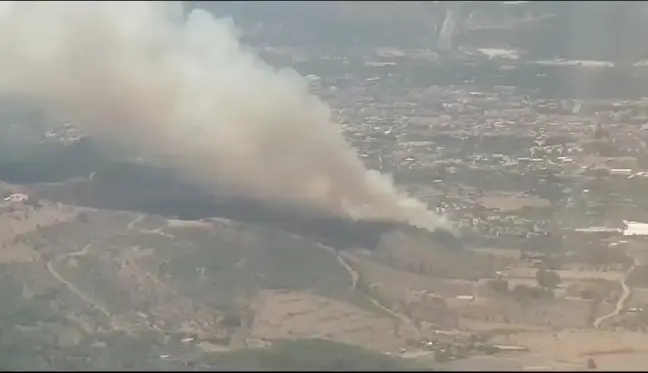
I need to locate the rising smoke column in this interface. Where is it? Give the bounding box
[437,3,456,51]
[0,1,453,232]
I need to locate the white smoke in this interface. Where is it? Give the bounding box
[0,1,453,232]
[437,2,460,52]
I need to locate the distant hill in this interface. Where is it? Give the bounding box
[191,1,648,62]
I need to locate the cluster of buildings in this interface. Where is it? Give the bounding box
[298,58,648,254]
[41,122,85,145]
[292,52,648,337]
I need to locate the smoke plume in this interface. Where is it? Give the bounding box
[0,1,453,232]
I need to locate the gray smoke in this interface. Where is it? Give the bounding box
[0,1,453,232]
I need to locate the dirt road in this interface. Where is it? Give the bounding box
[593,257,638,328]
[128,213,175,238]
[47,242,111,317]
[314,243,359,290]
[312,243,420,335]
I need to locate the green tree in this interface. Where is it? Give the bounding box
[536,268,561,290]
[486,278,509,294]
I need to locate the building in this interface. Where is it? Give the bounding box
[623,221,648,236]
[574,227,623,239]
[4,193,28,203]
[610,168,633,176]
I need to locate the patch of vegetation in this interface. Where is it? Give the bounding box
[201,339,426,371]
[0,264,72,370]
[570,244,634,271]
[19,335,426,371]
[536,268,561,290]
[627,265,648,288]
[512,284,554,301]
[486,278,509,294]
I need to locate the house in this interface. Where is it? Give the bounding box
[4,193,28,203]
[610,168,633,176]
[492,344,528,352]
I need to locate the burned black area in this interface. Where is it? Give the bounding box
[139,197,460,251]
[89,165,462,251]
[122,197,407,250]
[0,139,461,251]
[0,136,103,184]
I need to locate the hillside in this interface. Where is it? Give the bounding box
[0,199,435,369]
[0,131,484,369]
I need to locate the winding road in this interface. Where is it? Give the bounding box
[46,213,177,332]
[313,242,420,334]
[314,243,359,290]
[128,213,175,238]
[593,256,638,329]
[46,242,111,318]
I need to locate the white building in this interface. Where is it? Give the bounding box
[610,169,633,176]
[4,193,28,203]
[574,227,622,234]
[623,220,648,236]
